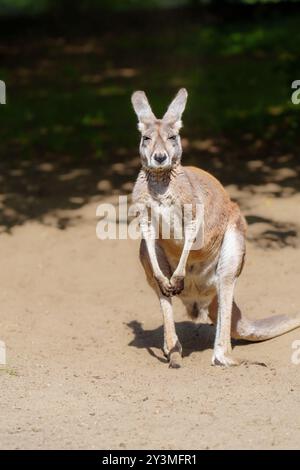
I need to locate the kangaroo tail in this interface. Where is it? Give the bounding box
[231,303,300,342]
[209,297,300,342]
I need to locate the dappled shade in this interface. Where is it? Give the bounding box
[0,3,299,247]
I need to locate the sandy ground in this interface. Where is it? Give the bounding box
[0,184,300,450]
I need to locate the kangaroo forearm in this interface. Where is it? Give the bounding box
[173,219,203,278]
[139,221,164,278]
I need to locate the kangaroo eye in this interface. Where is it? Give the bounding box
[143,136,151,142]
[168,135,177,141]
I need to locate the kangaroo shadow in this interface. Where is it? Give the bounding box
[127,320,216,364]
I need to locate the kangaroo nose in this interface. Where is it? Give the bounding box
[154,153,167,164]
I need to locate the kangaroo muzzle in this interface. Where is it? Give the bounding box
[153,153,167,165]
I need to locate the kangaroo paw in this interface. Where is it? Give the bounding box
[165,341,182,368]
[169,351,182,369]
[212,351,241,367]
[155,275,173,297]
[170,275,185,296]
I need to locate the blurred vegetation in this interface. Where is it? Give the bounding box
[0,2,299,231]
[0,6,299,161]
[0,0,300,16]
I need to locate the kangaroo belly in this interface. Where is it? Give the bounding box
[183,259,217,304]
[165,246,218,308]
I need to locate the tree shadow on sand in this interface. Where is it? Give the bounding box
[0,8,300,249]
[246,215,298,249]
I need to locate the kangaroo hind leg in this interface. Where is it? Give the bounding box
[211,225,245,366]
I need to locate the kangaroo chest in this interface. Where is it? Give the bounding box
[149,190,220,298]
[147,192,186,247]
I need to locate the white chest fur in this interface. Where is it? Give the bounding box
[147,193,185,245]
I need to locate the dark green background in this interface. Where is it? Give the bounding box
[0,0,299,230]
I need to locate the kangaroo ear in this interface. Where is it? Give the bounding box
[163,88,188,130]
[131,91,156,132]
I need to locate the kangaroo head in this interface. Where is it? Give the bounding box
[131,88,188,171]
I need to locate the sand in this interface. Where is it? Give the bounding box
[0,184,300,450]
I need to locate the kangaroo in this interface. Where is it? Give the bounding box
[131,88,300,368]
